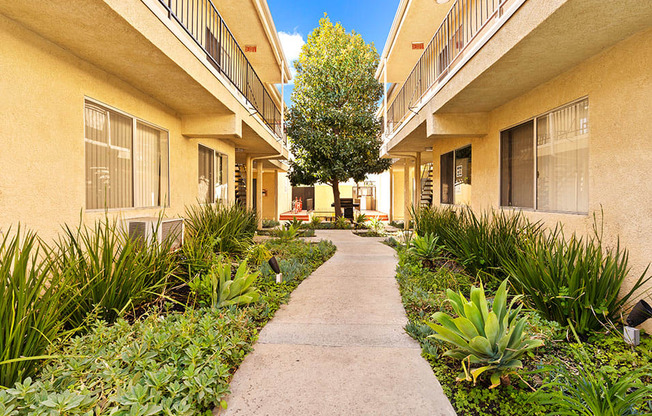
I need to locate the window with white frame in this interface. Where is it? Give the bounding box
[198,144,228,204]
[500,98,589,213]
[84,100,169,210]
[440,145,472,205]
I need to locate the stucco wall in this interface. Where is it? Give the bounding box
[0,14,236,243]
[429,28,652,315]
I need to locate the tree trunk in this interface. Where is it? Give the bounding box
[332,179,342,218]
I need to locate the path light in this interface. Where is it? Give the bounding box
[623,300,652,346]
[268,256,283,283]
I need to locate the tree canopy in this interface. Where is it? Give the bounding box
[286,15,391,217]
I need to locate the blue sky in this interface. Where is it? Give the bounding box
[268,0,399,105]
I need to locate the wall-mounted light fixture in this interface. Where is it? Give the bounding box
[435,0,451,4]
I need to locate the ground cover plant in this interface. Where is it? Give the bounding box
[394,213,652,415]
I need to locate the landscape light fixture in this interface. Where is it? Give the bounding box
[623,299,652,346]
[268,256,283,283]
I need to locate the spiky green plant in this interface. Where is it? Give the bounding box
[48,217,177,330]
[428,279,543,388]
[184,203,257,255]
[501,225,650,336]
[0,227,73,387]
[190,262,260,308]
[408,233,443,267]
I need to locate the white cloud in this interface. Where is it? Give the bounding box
[278,31,305,84]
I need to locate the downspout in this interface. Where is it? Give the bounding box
[251,153,284,229]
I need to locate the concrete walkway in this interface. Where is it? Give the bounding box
[221,230,456,416]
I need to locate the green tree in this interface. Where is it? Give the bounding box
[287,15,390,217]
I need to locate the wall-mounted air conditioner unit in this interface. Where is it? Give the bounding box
[126,217,184,250]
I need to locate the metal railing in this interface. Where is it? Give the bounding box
[159,0,285,143]
[386,0,507,136]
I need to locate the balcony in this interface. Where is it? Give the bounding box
[159,0,285,144]
[384,0,514,137]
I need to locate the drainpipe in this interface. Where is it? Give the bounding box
[383,59,388,135]
[251,153,283,229]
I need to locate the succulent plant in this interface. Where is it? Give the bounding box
[428,279,543,388]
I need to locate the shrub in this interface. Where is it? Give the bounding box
[428,280,543,388]
[501,226,651,336]
[48,218,177,330]
[189,262,260,308]
[0,227,72,388]
[185,203,257,255]
[408,233,443,268]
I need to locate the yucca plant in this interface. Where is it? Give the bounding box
[190,262,260,308]
[428,279,544,388]
[48,218,177,329]
[185,203,257,255]
[501,225,650,336]
[408,233,443,268]
[0,227,72,387]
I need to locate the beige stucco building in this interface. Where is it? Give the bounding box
[377,0,652,325]
[0,0,292,241]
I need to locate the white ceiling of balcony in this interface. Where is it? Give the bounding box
[217,0,291,85]
[380,0,453,83]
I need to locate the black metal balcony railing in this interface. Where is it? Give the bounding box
[386,0,507,135]
[159,0,285,143]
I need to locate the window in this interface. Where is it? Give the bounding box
[440,145,472,205]
[500,98,589,213]
[198,145,228,204]
[84,101,169,210]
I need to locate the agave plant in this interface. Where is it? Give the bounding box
[408,233,442,268]
[190,262,260,308]
[428,279,543,388]
[285,217,304,230]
